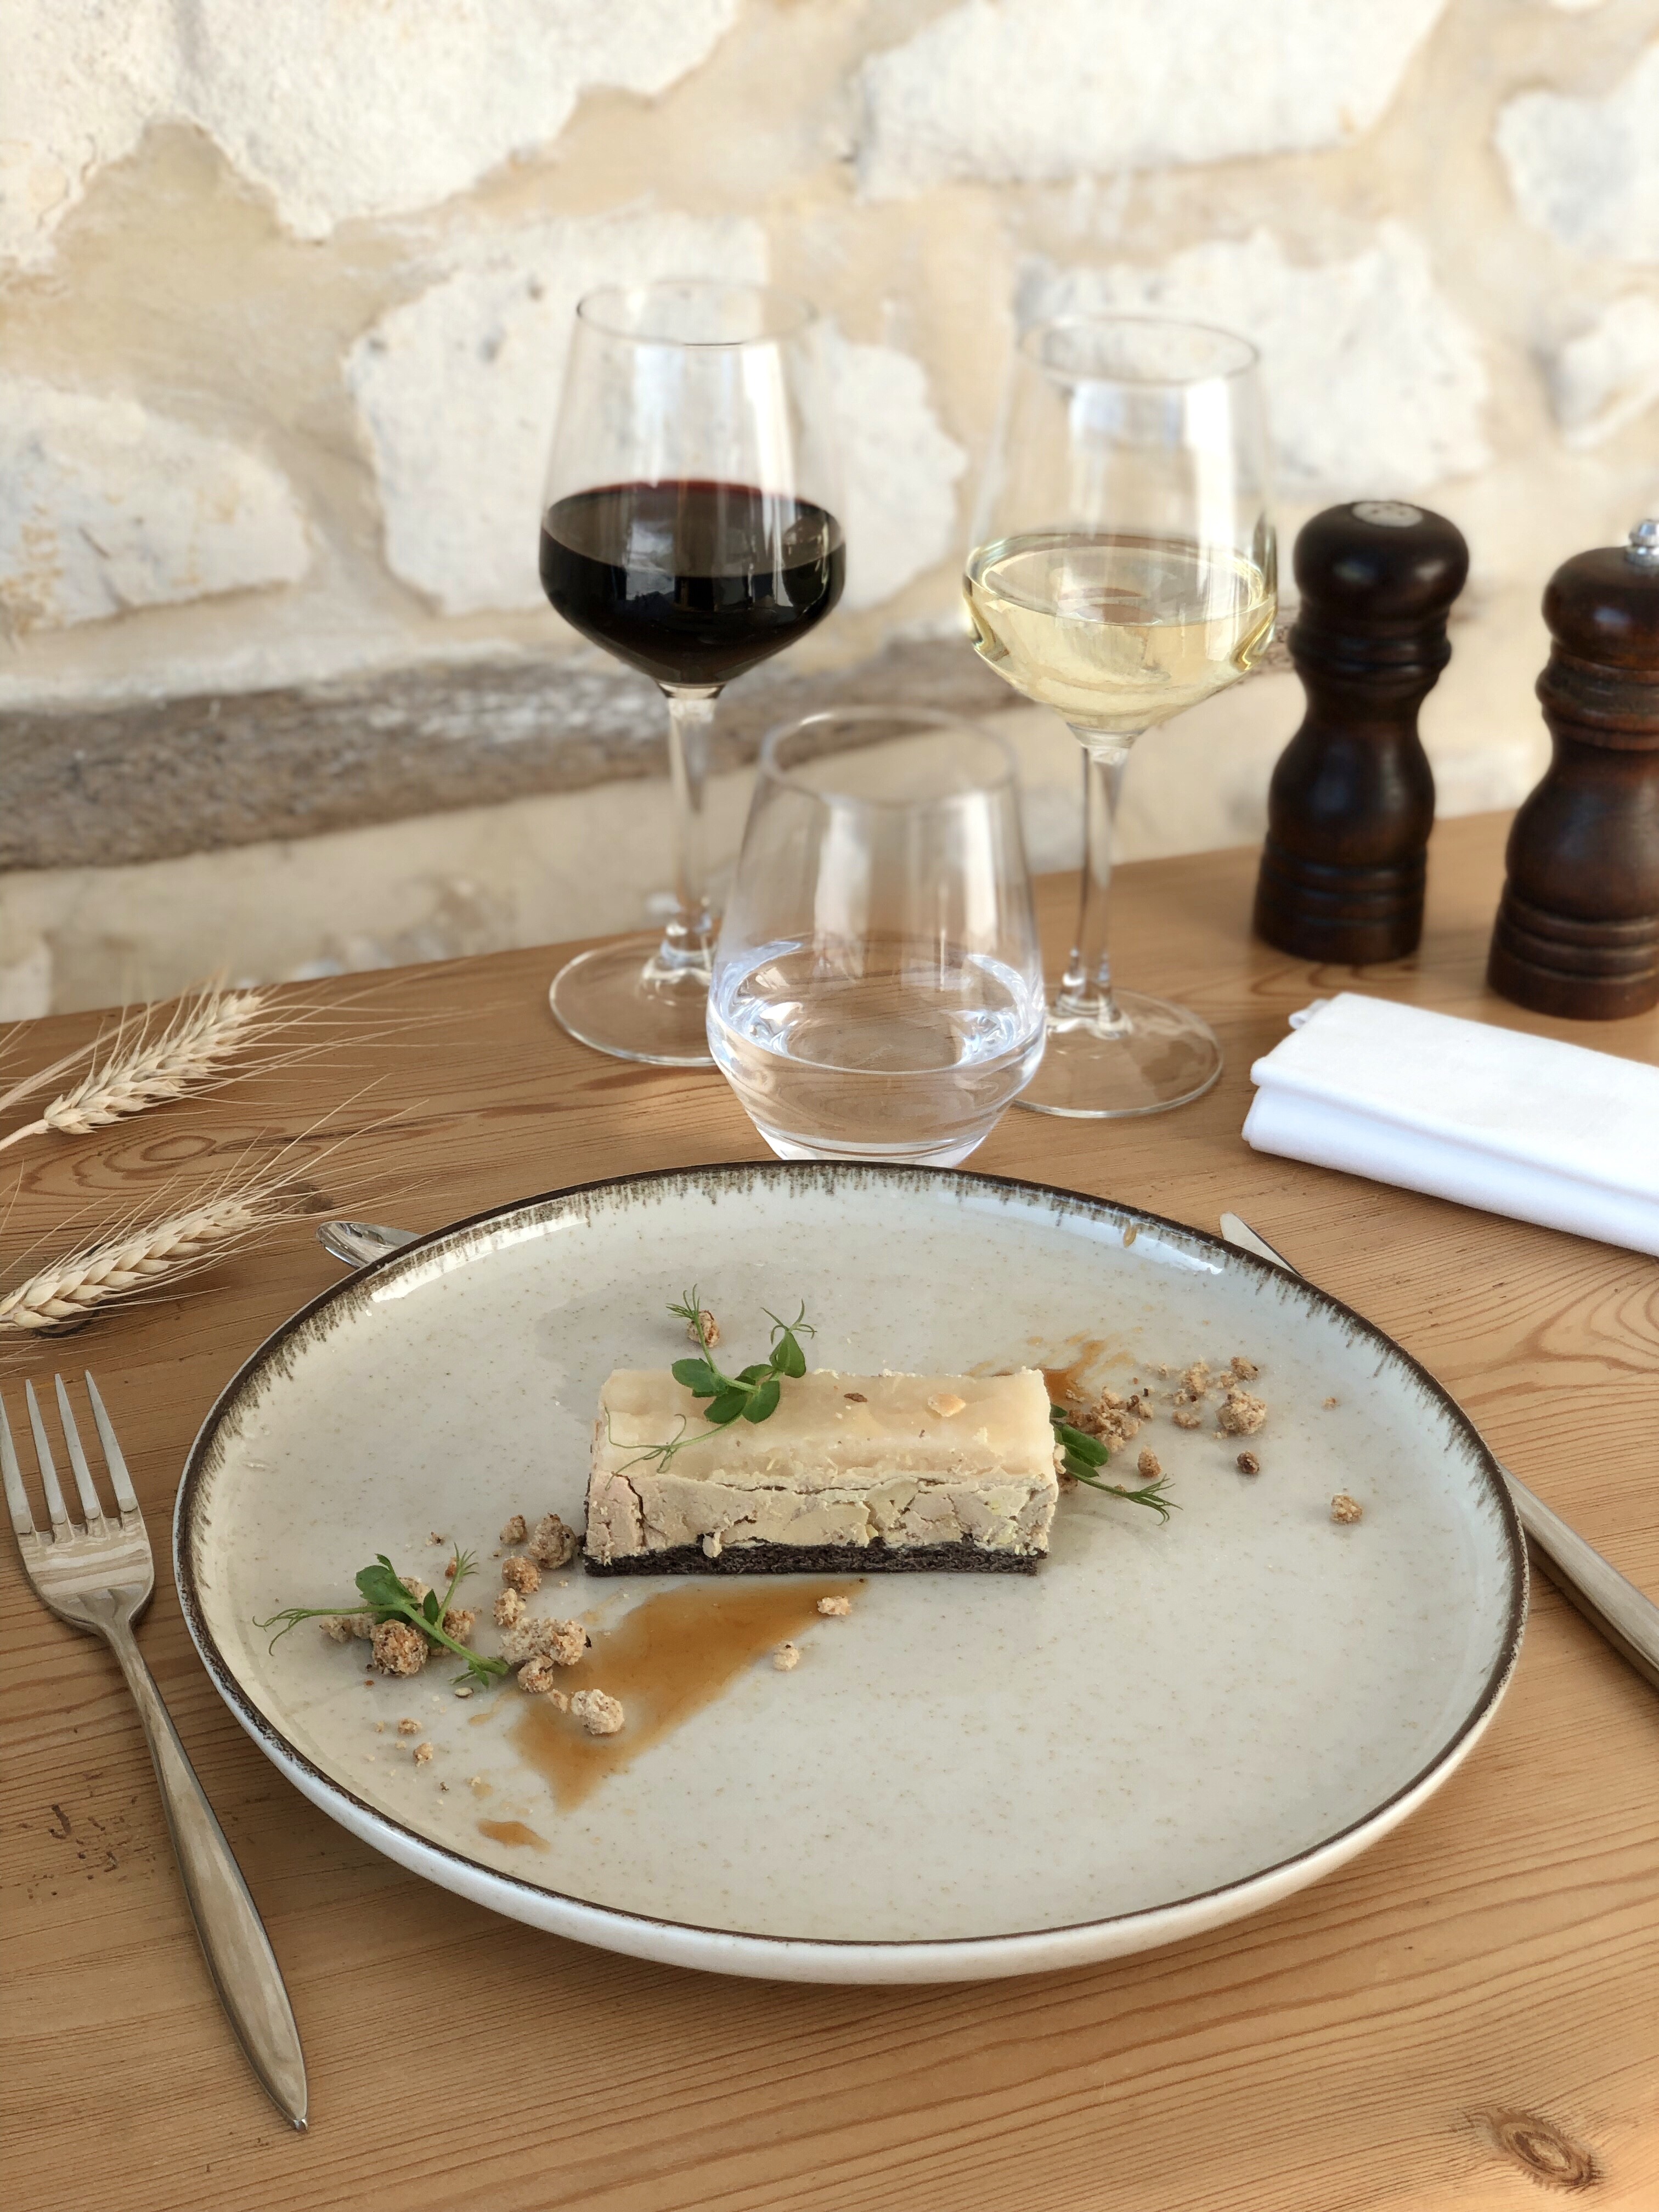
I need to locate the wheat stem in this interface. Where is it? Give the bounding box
[0,1194,273,1333]
[0,988,278,1155]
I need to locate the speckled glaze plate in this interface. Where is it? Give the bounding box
[176,1165,1525,1983]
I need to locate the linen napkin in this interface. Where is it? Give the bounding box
[1242,992,1659,1256]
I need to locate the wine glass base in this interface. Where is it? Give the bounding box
[1017,988,1222,1118]
[549,935,715,1068]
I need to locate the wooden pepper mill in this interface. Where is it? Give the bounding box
[1254,499,1469,963]
[1487,520,1659,1020]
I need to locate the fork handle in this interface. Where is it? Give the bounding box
[103,1617,309,2129]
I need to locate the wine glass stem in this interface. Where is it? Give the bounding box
[659,686,720,975]
[1054,738,1137,1026]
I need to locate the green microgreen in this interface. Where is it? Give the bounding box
[615,1289,814,1474]
[1050,1405,1177,1522]
[255,1547,510,1689]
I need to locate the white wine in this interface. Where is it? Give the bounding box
[964,533,1276,738]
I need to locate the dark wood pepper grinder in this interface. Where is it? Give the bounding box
[1487,520,1659,1020]
[1253,500,1469,963]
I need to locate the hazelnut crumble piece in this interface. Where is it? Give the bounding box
[1237,1451,1261,1476]
[397,1717,421,1735]
[1323,1396,1340,1410]
[372,1621,428,1677]
[927,1392,967,1419]
[772,1642,801,1672]
[518,1656,561,1695]
[816,1595,852,1616]
[441,1607,476,1643]
[1330,1492,1364,1524]
[571,1689,624,1736]
[502,1616,588,1670]
[1137,1448,1163,1481]
[1172,1409,1203,1431]
[499,1514,528,1544]
[493,1588,525,1628]
[688,1307,720,1348]
[413,1742,434,1765]
[527,1513,579,1570]
[1182,1361,1212,1398]
[1216,1387,1267,1437]
[501,1556,541,1595]
[399,1576,430,1604]
[843,1391,867,1403]
[1230,1356,1259,1381]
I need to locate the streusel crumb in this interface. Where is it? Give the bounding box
[441,1607,476,1643]
[1217,1387,1267,1437]
[493,1588,524,1628]
[689,1307,720,1348]
[1330,1492,1364,1524]
[372,1621,428,1677]
[501,1615,588,1669]
[1237,1451,1261,1476]
[1183,1362,1212,1398]
[571,1689,624,1736]
[1323,1396,1340,1409]
[772,1642,801,1672]
[501,1556,541,1595]
[321,1616,356,1645]
[1172,1409,1203,1431]
[817,1595,852,1616]
[1137,1448,1163,1480]
[413,1741,433,1765]
[427,1531,447,1546]
[545,1689,571,1713]
[397,1717,421,1735]
[1231,1356,1259,1381]
[519,1656,560,1695]
[527,1513,579,1570]
[499,1514,528,1544]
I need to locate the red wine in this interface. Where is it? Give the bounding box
[539,479,844,689]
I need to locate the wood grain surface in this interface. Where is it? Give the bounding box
[3,811,1655,2212]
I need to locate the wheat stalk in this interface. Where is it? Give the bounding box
[0,1192,278,1334]
[0,988,280,1155]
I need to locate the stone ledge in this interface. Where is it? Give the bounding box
[2,636,1010,872]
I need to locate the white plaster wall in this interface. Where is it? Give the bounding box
[4,0,1659,1012]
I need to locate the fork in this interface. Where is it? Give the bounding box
[2,1373,308,2129]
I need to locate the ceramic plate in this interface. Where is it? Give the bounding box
[176,1165,1526,1983]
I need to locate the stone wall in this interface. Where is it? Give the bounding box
[3,0,1657,1013]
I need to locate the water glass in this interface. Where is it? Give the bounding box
[708,708,1046,1165]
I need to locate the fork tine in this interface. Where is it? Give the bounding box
[84,1373,139,1517]
[25,1380,74,1537]
[55,1376,106,1526]
[1,1392,37,1539]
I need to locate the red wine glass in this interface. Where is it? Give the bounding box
[539,280,845,1065]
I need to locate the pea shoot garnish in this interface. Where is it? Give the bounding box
[611,1289,814,1475]
[255,1548,509,1688]
[1051,1406,1177,1521]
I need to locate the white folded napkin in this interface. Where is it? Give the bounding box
[1242,992,1659,1256]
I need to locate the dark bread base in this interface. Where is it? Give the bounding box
[584,1540,1043,1576]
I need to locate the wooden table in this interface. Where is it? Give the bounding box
[4,811,1656,2211]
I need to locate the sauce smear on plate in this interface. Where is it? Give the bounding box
[511,1579,857,1809]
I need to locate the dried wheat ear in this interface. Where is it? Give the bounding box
[0,986,286,1156]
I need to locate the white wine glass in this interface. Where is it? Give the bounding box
[539,280,844,1066]
[966,315,1276,1115]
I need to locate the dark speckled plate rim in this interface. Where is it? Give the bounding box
[173,1160,1529,1965]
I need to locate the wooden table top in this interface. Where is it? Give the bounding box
[4,809,1656,2212]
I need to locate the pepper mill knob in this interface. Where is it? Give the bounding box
[1252,501,1469,963]
[1487,521,1659,1019]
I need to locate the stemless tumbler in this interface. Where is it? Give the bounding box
[708,708,1046,1165]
